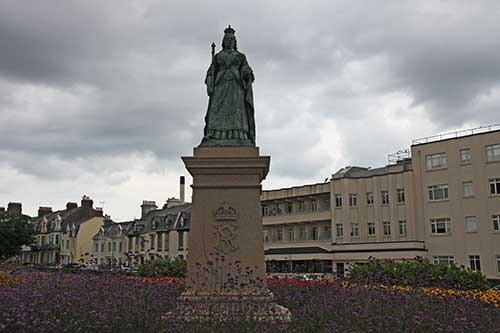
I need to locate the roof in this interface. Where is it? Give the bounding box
[94,203,192,239]
[31,205,102,235]
[265,247,330,255]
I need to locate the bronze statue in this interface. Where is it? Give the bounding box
[200,26,256,147]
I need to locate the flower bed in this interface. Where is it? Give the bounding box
[0,269,499,332]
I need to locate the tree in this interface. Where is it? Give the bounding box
[0,214,35,261]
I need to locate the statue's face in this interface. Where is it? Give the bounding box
[223,34,236,50]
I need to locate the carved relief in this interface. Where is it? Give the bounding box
[213,202,239,254]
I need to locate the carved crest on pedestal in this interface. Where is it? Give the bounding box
[213,202,239,254]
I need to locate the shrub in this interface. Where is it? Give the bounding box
[347,258,490,290]
[138,257,186,278]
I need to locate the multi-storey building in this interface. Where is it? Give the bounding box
[92,198,191,268]
[21,196,104,265]
[262,125,500,280]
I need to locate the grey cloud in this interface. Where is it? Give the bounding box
[1,0,500,185]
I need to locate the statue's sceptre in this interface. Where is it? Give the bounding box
[210,42,215,96]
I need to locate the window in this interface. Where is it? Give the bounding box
[466,216,477,233]
[368,223,376,236]
[431,218,451,234]
[366,192,374,205]
[433,256,454,266]
[486,143,500,162]
[128,238,133,251]
[349,193,357,207]
[381,191,389,205]
[262,206,268,216]
[383,222,391,237]
[399,221,407,237]
[429,184,449,200]
[112,242,116,251]
[95,243,99,253]
[311,200,318,212]
[469,255,481,271]
[426,153,447,169]
[490,178,500,195]
[497,256,500,274]
[263,230,269,243]
[101,243,104,252]
[287,203,293,214]
[178,231,184,250]
[140,238,145,251]
[460,148,471,163]
[322,225,331,240]
[299,226,307,240]
[463,182,473,197]
[66,239,70,249]
[108,242,112,252]
[351,223,359,238]
[493,215,500,232]
[55,235,59,245]
[397,189,405,203]
[150,234,155,249]
[277,228,283,241]
[288,228,295,242]
[335,194,342,207]
[158,233,163,251]
[297,201,305,212]
[311,227,318,240]
[336,224,344,238]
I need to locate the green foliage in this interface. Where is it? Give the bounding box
[347,258,490,290]
[0,215,34,261]
[138,257,186,278]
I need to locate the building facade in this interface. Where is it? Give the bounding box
[262,126,500,280]
[92,198,190,269]
[21,196,104,265]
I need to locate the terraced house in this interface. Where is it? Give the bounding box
[21,196,104,265]
[92,198,190,268]
[262,125,500,280]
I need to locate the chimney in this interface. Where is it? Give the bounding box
[66,202,78,210]
[95,207,103,216]
[38,206,53,218]
[141,200,157,218]
[180,176,185,203]
[0,207,5,215]
[103,214,112,226]
[7,202,22,216]
[81,195,93,209]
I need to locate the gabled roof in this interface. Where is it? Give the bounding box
[31,206,102,235]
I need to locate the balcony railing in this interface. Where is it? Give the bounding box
[412,124,500,145]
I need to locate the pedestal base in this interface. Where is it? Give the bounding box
[164,292,291,322]
[171,146,290,322]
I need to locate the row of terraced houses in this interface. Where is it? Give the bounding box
[12,125,500,280]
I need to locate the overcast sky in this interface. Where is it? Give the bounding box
[1,1,499,220]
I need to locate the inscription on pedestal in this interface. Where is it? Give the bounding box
[213,202,239,254]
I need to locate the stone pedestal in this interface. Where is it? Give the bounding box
[168,147,290,321]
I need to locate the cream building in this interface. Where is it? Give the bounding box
[262,125,500,280]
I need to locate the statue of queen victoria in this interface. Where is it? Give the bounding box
[200,26,256,147]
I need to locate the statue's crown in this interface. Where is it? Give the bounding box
[224,25,235,34]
